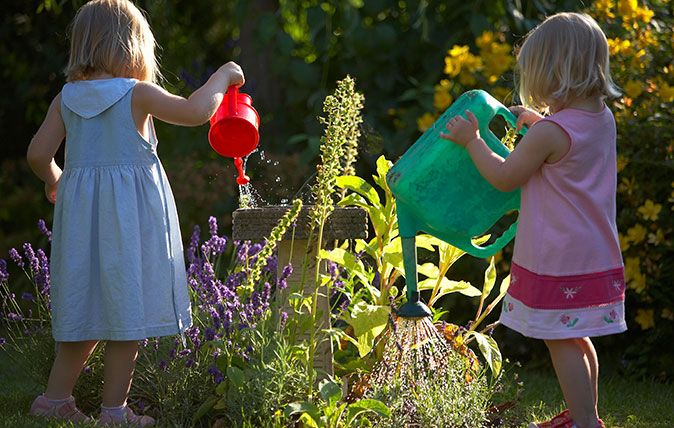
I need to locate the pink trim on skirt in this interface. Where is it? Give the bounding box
[508,263,625,310]
[499,263,627,339]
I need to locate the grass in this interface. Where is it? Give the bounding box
[502,368,674,428]
[1,349,672,427]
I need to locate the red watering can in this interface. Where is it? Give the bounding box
[208,85,260,185]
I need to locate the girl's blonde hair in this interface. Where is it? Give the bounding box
[516,12,620,111]
[65,0,159,82]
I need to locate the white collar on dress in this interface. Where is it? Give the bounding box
[62,78,137,119]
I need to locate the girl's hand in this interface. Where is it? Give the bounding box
[440,110,480,147]
[509,105,543,132]
[219,61,245,88]
[45,179,59,204]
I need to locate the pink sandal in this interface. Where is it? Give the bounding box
[529,409,606,428]
[98,405,155,426]
[29,395,92,423]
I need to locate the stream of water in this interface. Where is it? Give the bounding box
[369,317,453,391]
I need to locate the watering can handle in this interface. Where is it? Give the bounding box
[467,220,518,258]
[496,105,528,136]
[228,85,238,115]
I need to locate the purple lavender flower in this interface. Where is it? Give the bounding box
[208,216,219,236]
[159,360,168,371]
[7,313,23,322]
[328,261,339,280]
[21,292,34,302]
[37,219,52,242]
[35,249,51,296]
[208,366,224,384]
[281,264,293,279]
[83,366,92,374]
[204,327,216,341]
[9,248,23,268]
[185,358,195,368]
[0,259,8,282]
[187,225,201,264]
[178,348,191,358]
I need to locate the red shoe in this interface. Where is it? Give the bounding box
[29,395,92,423]
[528,409,576,428]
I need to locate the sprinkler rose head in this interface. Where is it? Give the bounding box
[397,300,432,318]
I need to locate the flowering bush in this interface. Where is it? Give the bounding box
[0,215,307,426]
[416,1,674,377]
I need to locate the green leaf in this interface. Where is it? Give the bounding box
[319,380,343,406]
[417,262,439,278]
[336,175,381,207]
[482,257,497,300]
[192,396,218,424]
[320,247,369,289]
[373,155,392,191]
[382,237,403,273]
[347,399,391,424]
[226,366,245,389]
[470,331,502,376]
[419,277,481,305]
[348,302,391,357]
[299,413,319,428]
[285,402,322,420]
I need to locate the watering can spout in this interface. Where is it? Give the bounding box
[397,235,432,319]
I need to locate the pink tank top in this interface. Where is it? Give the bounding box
[512,106,623,276]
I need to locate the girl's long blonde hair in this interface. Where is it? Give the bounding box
[516,12,621,111]
[65,0,159,82]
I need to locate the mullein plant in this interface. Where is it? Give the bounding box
[302,76,364,398]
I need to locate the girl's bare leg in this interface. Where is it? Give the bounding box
[577,337,599,412]
[101,340,139,407]
[545,338,600,428]
[44,340,99,399]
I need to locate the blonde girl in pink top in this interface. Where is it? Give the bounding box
[441,12,624,428]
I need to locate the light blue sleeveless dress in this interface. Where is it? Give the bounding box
[51,78,192,341]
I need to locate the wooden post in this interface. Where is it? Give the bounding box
[232,206,368,377]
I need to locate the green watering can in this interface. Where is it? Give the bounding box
[386,90,524,318]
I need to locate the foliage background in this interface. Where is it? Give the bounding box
[1,0,672,378]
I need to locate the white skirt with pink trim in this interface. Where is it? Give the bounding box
[499,263,627,340]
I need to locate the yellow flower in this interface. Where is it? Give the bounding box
[608,38,631,56]
[433,88,453,111]
[475,31,496,50]
[624,256,640,281]
[658,81,674,102]
[417,112,436,133]
[635,308,655,330]
[647,229,665,246]
[623,80,643,99]
[635,5,655,23]
[638,199,662,221]
[594,0,616,19]
[616,155,628,173]
[629,271,647,294]
[662,308,674,321]
[618,233,630,252]
[626,224,647,244]
[618,177,636,195]
[617,0,638,19]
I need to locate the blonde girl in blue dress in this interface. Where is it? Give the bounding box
[26,0,244,424]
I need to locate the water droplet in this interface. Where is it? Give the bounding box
[275,177,281,183]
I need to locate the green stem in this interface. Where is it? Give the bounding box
[307,220,326,400]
